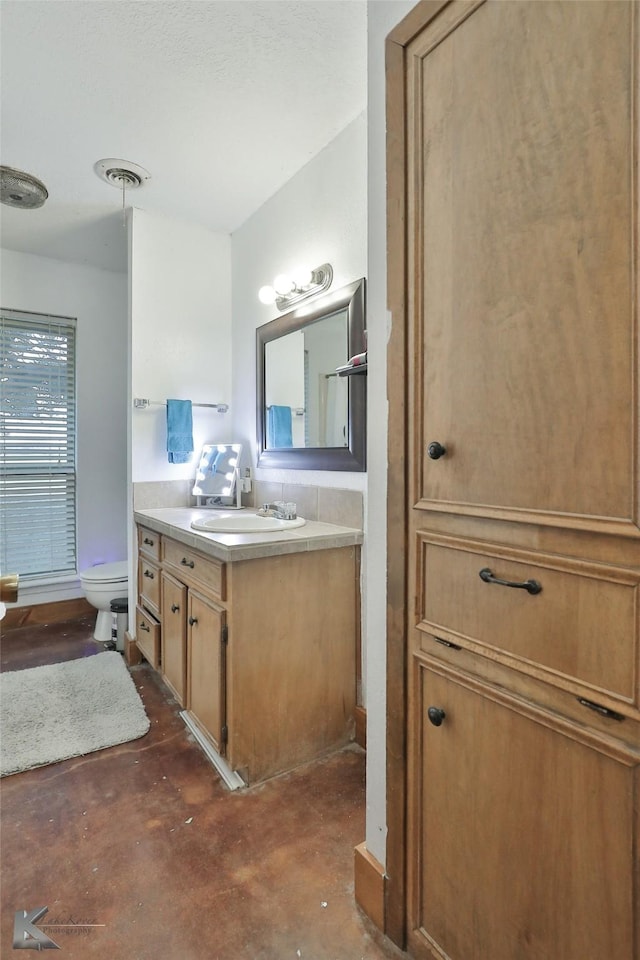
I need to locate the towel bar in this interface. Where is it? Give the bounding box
[133,398,229,413]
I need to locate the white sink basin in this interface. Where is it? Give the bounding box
[190,512,306,534]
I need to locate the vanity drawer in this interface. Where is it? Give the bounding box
[419,535,639,704]
[135,605,160,669]
[162,539,226,601]
[138,525,161,561]
[138,556,161,616]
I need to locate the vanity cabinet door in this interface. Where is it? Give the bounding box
[187,590,226,755]
[161,571,187,706]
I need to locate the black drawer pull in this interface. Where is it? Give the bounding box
[143,537,154,546]
[181,558,195,569]
[143,570,155,579]
[427,441,446,460]
[577,698,624,722]
[479,567,542,595]
[188,616,198,626]
[139,621,150,632]
[171,603,180,613]
[434,636,462,651]
[427,706,446,727]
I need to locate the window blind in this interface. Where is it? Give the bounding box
[0,309,77,580]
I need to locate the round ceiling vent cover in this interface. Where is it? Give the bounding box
[94,158,151,189]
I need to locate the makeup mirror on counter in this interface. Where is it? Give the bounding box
[192,443,243,507]
[256,278,366,471]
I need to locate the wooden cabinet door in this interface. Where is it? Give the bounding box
[187,590,226,755]
[411,665,638,960]
[407,0,637,536]
[161,571,187,705]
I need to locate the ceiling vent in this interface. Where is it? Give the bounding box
[94,159,151,191]
[0,166,48,209]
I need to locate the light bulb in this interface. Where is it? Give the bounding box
[292,265,313,288]
[258,285,277,305]
[273,273,295,296]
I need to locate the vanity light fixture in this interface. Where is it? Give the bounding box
[258,263,333,311]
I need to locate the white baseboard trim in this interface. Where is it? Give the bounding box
[180,711,245,791]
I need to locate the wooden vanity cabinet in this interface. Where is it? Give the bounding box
[135,523,358,785]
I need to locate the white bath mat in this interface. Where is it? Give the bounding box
[0,652,150,777]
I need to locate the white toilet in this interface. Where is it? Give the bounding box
[79,561,129,643]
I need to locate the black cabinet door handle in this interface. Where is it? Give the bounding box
[143,570,154,579]
[171,603,180,613]
[181,558,195,569]
[143,537,154,546]
[188,616,198,626]
[427,706,446,727]
[427,441,446,460]
[479,567,542,595]
[139,622,150,632]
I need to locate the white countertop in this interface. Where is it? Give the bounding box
[134,507,363,563]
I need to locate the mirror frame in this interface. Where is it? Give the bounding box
[256,278,366,471]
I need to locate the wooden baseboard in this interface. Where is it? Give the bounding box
[354,841,386,933]
[354,705,367,749]
[2,597,94,630]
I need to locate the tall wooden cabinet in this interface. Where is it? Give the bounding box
[386,2,639,957]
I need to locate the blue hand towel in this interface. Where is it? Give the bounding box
[166,399,193,464]
[267,405,293,448]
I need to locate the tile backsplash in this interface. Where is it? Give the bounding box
[132,479,363,529]
[133,480,195,510]
[253,481,363,528]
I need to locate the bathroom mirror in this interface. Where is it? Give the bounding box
[192,443,243,506]
[256,278,366,471]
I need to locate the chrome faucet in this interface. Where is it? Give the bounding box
[260,501,297,520]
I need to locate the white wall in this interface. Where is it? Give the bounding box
[130,209,233,483]
[0,248,128,604]
[365,0,417,866]
[231,112,368,492]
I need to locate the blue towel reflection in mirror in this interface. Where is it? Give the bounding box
[267,405,293,448]
[166,399,194,463]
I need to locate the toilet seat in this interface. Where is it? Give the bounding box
[80,560,128,583]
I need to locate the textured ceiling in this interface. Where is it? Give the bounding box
[0,0,367,272]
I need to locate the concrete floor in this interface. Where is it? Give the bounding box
[1,616,404,960]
